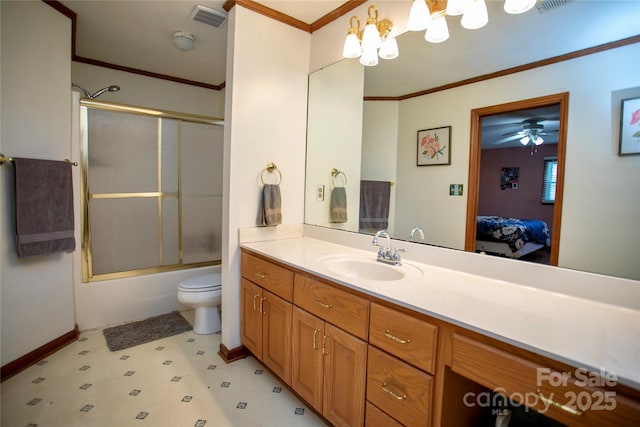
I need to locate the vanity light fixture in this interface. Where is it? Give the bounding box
[342,5,399,67]
[409,0,534,44]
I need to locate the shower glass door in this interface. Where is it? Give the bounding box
[80,101,224,282]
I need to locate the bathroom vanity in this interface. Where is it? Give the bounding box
[239,237,640,426]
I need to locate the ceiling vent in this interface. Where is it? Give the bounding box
[190,5,227,28]
[536,0,572,13]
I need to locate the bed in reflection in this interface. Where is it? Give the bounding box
[476,215,550,259]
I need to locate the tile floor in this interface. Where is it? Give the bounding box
[1,311,326,427]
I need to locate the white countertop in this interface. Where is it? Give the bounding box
[240,237,640,390]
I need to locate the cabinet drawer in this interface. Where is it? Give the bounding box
[366,401,403,427]
[294,274,369,340]
[451,333,640,427]
[367,346,433,427]
[369,303,437,374]
[241,251,293,301]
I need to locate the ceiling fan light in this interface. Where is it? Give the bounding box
[533,135,544,145]
[520,136,530,145]
[408,0,431,31]
[504,0,537,15]
[425,16,449,43]
[343,33,362,58]
[461,0,489,30]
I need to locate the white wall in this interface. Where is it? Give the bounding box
[221,6,310,350]
[72,62,224,118]
[392,44,640,280]
[0,1,75,365]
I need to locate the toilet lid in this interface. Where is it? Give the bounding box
[178,273,222,291]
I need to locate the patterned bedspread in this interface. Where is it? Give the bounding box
[476,216,550,253]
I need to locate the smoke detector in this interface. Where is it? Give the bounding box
[190,5,227,28]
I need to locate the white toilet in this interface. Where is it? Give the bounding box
[177,273,222,334]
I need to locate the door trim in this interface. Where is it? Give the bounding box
[465,92,569,266]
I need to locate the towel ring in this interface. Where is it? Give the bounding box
[330,168,347,188]
[260,162,282,185]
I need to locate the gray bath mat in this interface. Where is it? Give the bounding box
[103,311,192,351]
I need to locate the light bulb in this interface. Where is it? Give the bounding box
[533,135,544,145]
[504,0,537,15]
[461,0,489,30]
[425,16,449,43]
[343,33,362,58]
[445,0,466,16]
[520,136,530,145]
[359,48,379,66]
[361,23,382,51]
[408,0,430,31]
[379,37,399,59]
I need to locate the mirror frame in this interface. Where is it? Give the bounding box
[465,92,569,266]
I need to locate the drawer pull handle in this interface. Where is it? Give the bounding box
[384,330,410,344]
[255,271,268,279]
[315,299,333,309]
[313,329,320,350]
[536,390,583,416]
[322,333,330,355]
[382,383,407,400]
[253,294,260,311]
[260,297,266,315]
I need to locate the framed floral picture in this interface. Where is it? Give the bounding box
[619,97,640,155]
[417,126,451,166]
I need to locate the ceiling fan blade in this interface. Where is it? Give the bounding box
[492,134,523,145]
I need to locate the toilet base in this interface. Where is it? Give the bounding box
[192,305,221,335]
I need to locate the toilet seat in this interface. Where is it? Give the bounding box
[178,273,222,292]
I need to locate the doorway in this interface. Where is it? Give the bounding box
[465,93,569,266]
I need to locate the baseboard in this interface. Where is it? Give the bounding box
[218,343,250,363]
[1,325,80,382]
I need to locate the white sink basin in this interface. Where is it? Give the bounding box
[319,254,422,282]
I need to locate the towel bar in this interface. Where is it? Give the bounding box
[330,168,347,187]
[260,162,282,185]
[0,153,78,166]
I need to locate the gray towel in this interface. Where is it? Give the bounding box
[13,158,76,257]
[330,187,347,223]
[359,180,391,231]
[259,184,282,226]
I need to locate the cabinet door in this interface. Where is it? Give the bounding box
[240,278,263,358]
[262,289,292,384]
[323,324,367,427]
[291,306,325,412]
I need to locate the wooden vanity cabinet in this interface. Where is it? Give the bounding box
[240,252,293,384]
[449,332,640,427]
[240,249,640,427]
[292,274,368,427]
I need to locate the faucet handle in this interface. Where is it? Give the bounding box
[391,248,406,264]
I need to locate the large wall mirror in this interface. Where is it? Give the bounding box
[305,1,640,280]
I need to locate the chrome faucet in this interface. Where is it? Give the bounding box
[372,229,405,265]
[409,226,425,242]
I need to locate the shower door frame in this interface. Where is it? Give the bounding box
[80,99,224,282]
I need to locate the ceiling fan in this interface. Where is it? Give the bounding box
[494,118,559,147]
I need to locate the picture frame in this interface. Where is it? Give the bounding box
[417,126,451,166]
[619,96,640,156]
